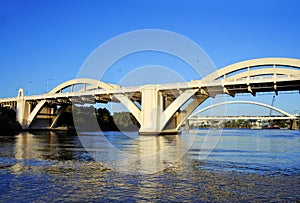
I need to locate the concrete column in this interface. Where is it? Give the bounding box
[290,119,298,130]
[16,88,29,128]
[139,86,162,135]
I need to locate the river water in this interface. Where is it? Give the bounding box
[0,129,299,202]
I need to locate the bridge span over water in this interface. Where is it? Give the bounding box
[188,100,299,129]
[1,57,300,135]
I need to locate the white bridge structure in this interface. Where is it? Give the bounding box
[188,100,299,129]
[1,58,300,135]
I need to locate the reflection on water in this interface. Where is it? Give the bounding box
[13,131,88,160]
[78,131,196,174]
[0,129,300,202]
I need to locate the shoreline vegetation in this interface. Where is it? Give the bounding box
[0,107,22,132]
[58,106,140,132]
[0,106,292,133]
[195,119,288,129]
[0,106,140,133]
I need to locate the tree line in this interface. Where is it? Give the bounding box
[196,119,288,129]
[0,107,22,131]
[0,105,140,132]
[56,105,140,131]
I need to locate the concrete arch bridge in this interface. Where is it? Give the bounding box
[1,57,300,135]
[188,101,299,129]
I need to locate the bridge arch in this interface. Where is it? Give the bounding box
[189,100,296,119]
[28,78,118,128]
[203,58,300,82]
[48,78,117,94]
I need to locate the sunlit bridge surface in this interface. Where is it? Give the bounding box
[0,129,300,202]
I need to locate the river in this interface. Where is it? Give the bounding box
[0,129,299,202]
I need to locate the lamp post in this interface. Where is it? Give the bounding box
[45,78,53,93]
[116,69,122,84]
[25,81,32,95]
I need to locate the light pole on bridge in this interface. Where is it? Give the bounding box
[45,78,53,93]
[25,81,32,95]
[116,69,122,84]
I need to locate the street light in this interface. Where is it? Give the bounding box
[116,69,122,84]
[26,81,32,95]
[45,78,53,93]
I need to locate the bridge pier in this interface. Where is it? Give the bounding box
[16,88,60,129]
[137,86,207,135]
[16,88,31,128]
[138,86,179,135]
[289,119,298,130]
[139,86,163,135]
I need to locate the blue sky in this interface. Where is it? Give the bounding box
[0,0,300,115]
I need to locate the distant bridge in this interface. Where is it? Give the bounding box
[188,100,298,129]
[189,100,297,119]
[189,116,297,120]
[1,57,300,134]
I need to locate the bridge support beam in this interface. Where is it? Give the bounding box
[174,94,208,130]
[139,86,163,135]
[290,119,298,130]
[50,105,68,128]
[15,88,58,130]
[16,88,32,128]
[28,103,58,129]
[138,86,203,135]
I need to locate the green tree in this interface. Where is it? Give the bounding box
[0,107,22,132]
[113,112,140,131]
[55,106,140,131]
[96,108,117,131]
